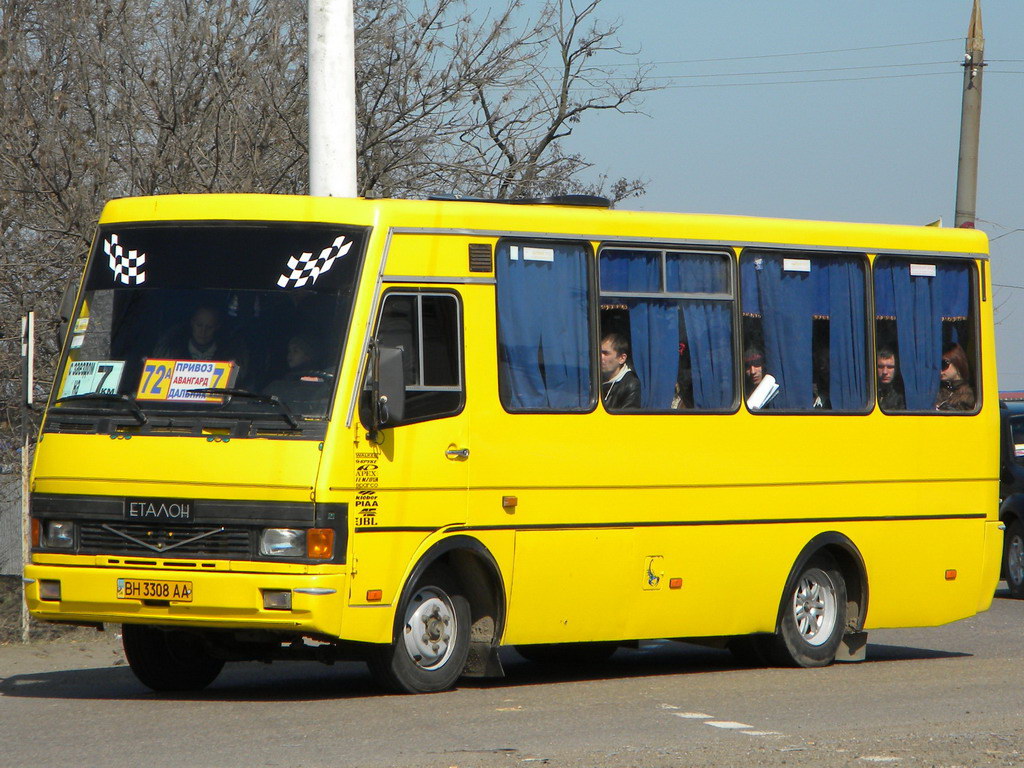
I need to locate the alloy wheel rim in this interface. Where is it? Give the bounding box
[792,568,837,647]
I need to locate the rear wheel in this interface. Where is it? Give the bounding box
[1004,519,1024,598]
[368,568,471,694]
[768,552,847,668]
[121,625,224,692]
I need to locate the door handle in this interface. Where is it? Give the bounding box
[445,448,470,460]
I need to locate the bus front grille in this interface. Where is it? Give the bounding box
[78,523,253,559]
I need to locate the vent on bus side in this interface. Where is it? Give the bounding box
[469,243,493,273]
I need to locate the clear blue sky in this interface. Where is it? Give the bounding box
[551,0,1024,388]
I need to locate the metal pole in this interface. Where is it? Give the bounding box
[20,311,34,644]
[954,0,984,229]
[308,0,358,197]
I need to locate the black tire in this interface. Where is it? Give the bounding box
[1004,519,1024,598]
[121,625,225,692]
[767,552,847,668]
[514,642,619,665]
[368,567,471,694]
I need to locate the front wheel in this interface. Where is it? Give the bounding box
[121,625,225,692]
[368,568,471,694]
[1004,519,1024,598]
[768,552,847,668]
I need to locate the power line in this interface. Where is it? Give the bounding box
[977,219,1024,242]
[631,38,962,67]
[637,60,954,83]
[661,71,953,89]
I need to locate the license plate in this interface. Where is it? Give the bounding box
[117,578,193,602]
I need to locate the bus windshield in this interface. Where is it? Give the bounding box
[48,222,366,432]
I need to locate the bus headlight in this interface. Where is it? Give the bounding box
[260,528,305,557]
[43,521,75,549]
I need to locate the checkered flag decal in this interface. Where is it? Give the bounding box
[105,234,146,285]
[277,236,351,288]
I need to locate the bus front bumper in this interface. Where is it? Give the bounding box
[23,562,349,638]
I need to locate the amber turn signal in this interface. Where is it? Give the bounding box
[306,528,335,560]
[945,569,958,581]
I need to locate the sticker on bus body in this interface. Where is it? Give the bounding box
[136,359,237,403]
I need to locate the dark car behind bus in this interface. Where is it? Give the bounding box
[999,400,1024,597]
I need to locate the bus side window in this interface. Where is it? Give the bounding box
[598,247,735,412]
[371,291,464,425]
[873,257,978,413]
[496,240,594,412]
[740,252,869,413]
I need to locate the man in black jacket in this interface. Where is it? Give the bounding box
[876,347,906,411]
[600,333,641,410]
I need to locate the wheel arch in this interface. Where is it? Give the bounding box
[774,532,868,634]
[999,495,1024,528]
[397,534,507,677]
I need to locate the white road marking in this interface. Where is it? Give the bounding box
[664,708,784,738]
[706,721,754,730]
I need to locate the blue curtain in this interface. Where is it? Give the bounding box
[496,243,592,410]
[600,249,659,292]
[752,255,814,409]
[826,259,868,410]
[603,251,677,409]
[938,263,971,319]
[626,300,678,409]
[601,249,734,410]
[670,254,733,409]
[875,260,942,410]
[874,260,971,320]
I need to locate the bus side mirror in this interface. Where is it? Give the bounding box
[365,343,406,443]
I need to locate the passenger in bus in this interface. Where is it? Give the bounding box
[812,344,830,409]
[743,347,767,398]
[934,342,976,411]
[600,333,641,409]
[876,347,906,410]
[744,346,780,409]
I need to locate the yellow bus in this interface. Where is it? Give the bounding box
[24,193,1001,693]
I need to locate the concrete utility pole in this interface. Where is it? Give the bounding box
[308,0,358,197]
[954,0,984,229]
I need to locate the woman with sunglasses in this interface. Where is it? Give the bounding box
[935,342,976,411]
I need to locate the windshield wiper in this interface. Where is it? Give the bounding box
[187,388,299,429]
[55,392,148,425]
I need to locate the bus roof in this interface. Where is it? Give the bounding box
[99,194,990,259]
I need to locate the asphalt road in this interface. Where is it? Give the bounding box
[2,588,1024,768]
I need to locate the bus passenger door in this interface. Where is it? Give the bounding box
[349,290,469,606]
